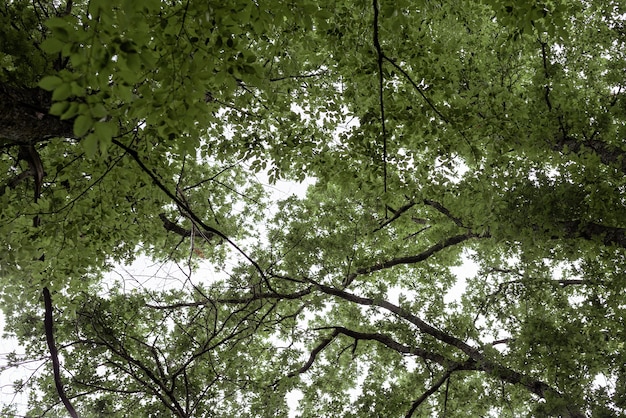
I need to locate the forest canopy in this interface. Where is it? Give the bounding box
[1,0,626,417]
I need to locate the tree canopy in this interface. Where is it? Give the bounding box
[1,0,625,416]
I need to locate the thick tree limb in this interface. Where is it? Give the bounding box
[19,144,45,226]
[0,84,73,145]
[555,137,626,174]
[0,169,33,195]
[315,284,482,360]
[358,232,479,274]
[562,220,626,248]
[343,232,481,286]
[43,287,80,418]
[159,213,193,237]
[159,212,216,244]
[313,284,584,417]
[331,327,452,367]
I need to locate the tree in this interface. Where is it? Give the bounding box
[1,0,625,416]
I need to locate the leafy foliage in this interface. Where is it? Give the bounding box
[1,0,626,417]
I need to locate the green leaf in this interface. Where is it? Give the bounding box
[45,17,70,31]
[40,37,66,54]
[82,132,99,157]
[90,104,108,119]
[73,115,93,137]
[52,83,72,101]
[60,102,79,120]
[0,2,623,418]
[49,101,69,116]
[93,121,118,141]
[39,76,64,91]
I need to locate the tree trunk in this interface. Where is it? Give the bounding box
[0,83,73,146]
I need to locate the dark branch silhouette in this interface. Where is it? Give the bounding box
[312,283,584,417]
[372,0,388,196]
[43,287,80,418]
[405,369,455,418]
[343,232,482,287]
[112,138,273,292]
[288,329,340,377]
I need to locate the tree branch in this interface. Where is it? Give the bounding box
[268,70,328,82]
[288,329,340,377]
[43,287,80,418]
[343,232,481,286]
[145,287,313,310]
[0,84,73,144]
[405,369,455,418]
[331,327,452,366]
[374,202,416,232]
[539,40,553,112]
[423,199,465,228]
[382,56,449,123]
[372,0,388,195]
[313,284,585,416]
[361,232,478,273]
[112,138,273,291]
[0,169,33,195]
[315,284,483,360]
[562,220,626,248]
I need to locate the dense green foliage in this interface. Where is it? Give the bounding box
[1,0,626,416]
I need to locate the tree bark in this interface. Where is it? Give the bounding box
[0,83,73,146]
[43,287,80,418]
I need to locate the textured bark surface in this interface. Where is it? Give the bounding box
[555,135,626,175]
[0,83,73,146]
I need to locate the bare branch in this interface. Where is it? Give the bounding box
[287,330,340,377]
[372,0,388,195]
[423,199,465,228]
[343,232,479,287]
[374,202,416,232]
[112,138,273,292]
[405,369,455,418]
[43,287,79,418]
[312,283,584,416]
